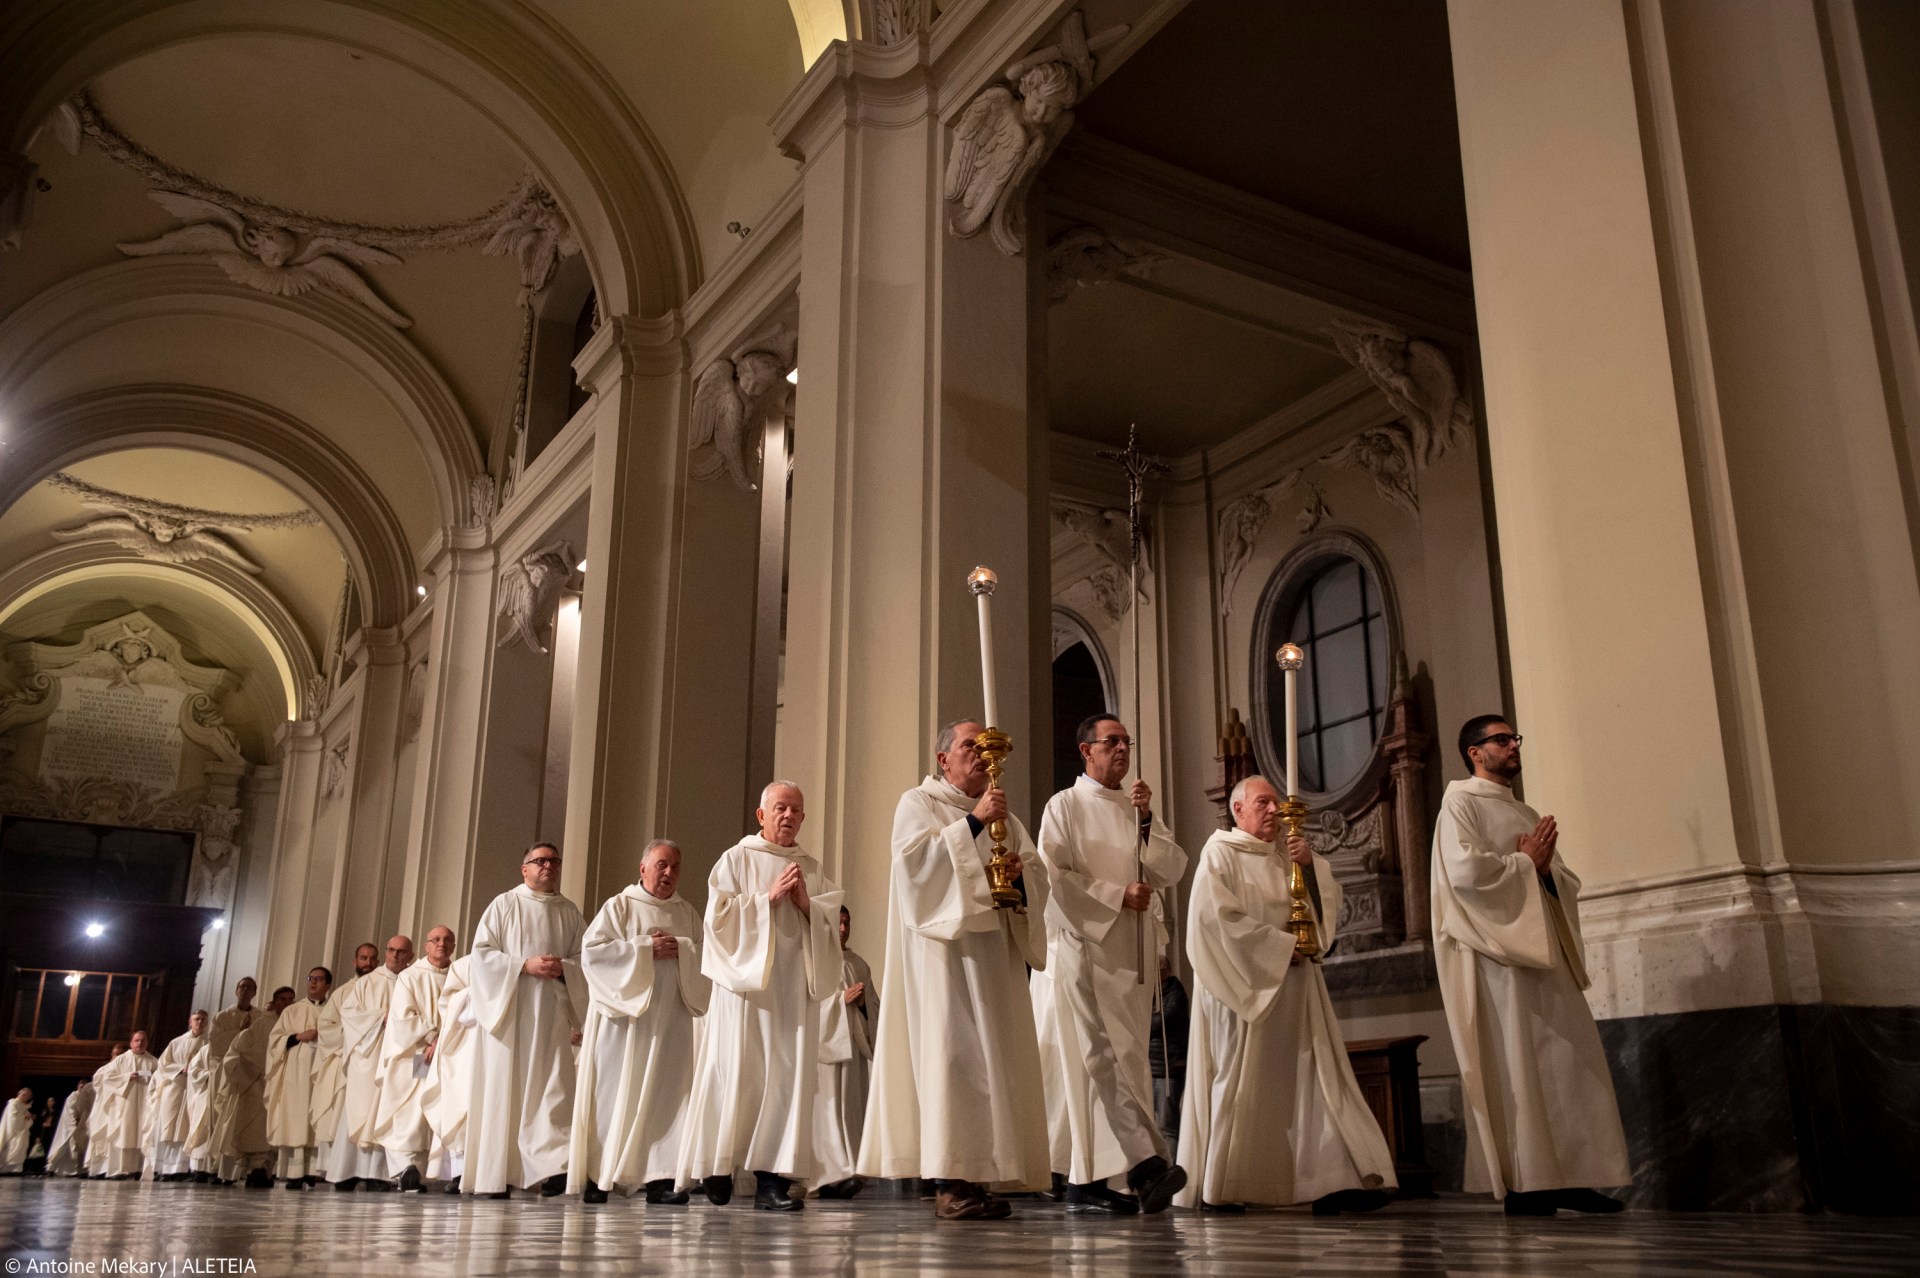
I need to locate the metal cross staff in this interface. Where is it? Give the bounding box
[1098,423,1169,986]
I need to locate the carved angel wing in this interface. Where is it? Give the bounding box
[495,560,542,652]
[295,256,413,328]
[161,531,263,574]
[945,87,1028,240]
[117,223,245,259]
[293,236,402,269]
[1404,339,1464,463]
[209,252,311,296]
[147,191,247,238]
[689,359,755,490]
[49,515,155,549]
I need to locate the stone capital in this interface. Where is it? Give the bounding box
[574,311,685,395]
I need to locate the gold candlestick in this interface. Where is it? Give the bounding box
[1278,794,1321,964]
[973,727,1026,912]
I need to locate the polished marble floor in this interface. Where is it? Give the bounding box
[3,1179,1917,1277]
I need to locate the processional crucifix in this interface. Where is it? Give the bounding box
[1097,425,1169,985]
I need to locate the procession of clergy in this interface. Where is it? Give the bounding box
[8,710,1631,1220]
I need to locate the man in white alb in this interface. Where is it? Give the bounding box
[200,978,258,1182]
[327,935,411,1190]
[266,965,340,1188]
[682,782,842,1212]
[464,841,587,1198]
[374,925,455,1191]
[221,985,296,1187]
[571,838,709,1205]
[812,904,875,1198]
[859,719,1053,1221]
[1174,775,1397,1213]
[145,1010,209,1180]
[82,1045,123,1178]
[0,1088,31,1175]
[422,954,476,1192]
[92,1031,160,1179]
[1433,715,1630,1216]
[45,1082,92,1177]
[1034,714,1188,1214]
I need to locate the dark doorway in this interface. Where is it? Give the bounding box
[1052,641,1110,795]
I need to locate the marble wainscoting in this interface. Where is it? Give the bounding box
[1598,1003,1920,1214]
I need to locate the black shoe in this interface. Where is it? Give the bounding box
[1504,1190,1558,1216]
[475,1190,509,1200]
[1554,1188,1625,1214]
[283,1178,303,1191]
[442,1176,462,1196]
[754,1172,804,1212]
[1039,1171,1068,1203]
[813,1177,863,1199]
[333,1178,358,1192]
[1312,1189,1392,1216]
[1127,1156,1187,1215]
[702,1174,734,1206]
[245,1169,273,1190]
[303,1175,321,1189]
[1201,1200,1246,1213]
[396,1166,422,1194]
[539,1173,566,1198]
[645,1179,689,1205]
[1065,1182,1140,1215]
[581,1179,608,1205]
[362,1178,394,1192]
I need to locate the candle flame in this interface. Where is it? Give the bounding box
[1275,642,1305,671]
[967,565,999,595]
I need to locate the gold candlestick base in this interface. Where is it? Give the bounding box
[1279,795,1321,964]
[973,727,1026,912]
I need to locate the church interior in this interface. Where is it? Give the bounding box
[1,0,1916,1270]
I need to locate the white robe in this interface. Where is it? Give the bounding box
[464,884,587,1194]
[91,1050,159,1177]
[265,995,340,1180]
[83,1059,116,1176]
[422,956,476,1180]
[144,1029,207,1175]
[327,965,400,1182]
[1432,776,1632,1197]
[200,1005,253,1177]
[1034,773,1188,1184]
[813,946,875,1187]
[0,1098,30,1173]
[46,1085,92,1176]
[858,776,1053,1188]
[682,836,843,1183]
[373,958,450,1175]
[568,885,710,1193]
[214,1007,280,1176]
[1174,829,1397,1207]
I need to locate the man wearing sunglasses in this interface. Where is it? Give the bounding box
[1432,716,1630,1217]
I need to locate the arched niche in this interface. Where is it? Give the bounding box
[1051,606,1117,795]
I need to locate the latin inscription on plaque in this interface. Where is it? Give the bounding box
[40,676,185,793]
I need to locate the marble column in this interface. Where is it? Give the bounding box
[772,40,1046,943]
[330,628,409,956]
[258,719,324,988]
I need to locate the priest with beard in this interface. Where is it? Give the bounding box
[45,1082,92,1177]
[463,841,587,1198]
[812,904,875,1199]
[145,1010,209,1180]
[220,985,296,1187]
[1433,716,1629,1216]
[326,935,411,1190]
[859,719,1053,1221]
[1173,775,1397,1213]
[92,1031,160,1179]
[266,966,340,1188]
[1034,715,1189,1215]
[681,782,842,1212]
[570,838,710,1205]
[374,925,456,1191]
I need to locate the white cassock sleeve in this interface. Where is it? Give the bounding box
[889,792,1048,968]
[703,855,777,995]
[468,894,527,1036]
[1188,843,1299,1024]
[1435,796,1590,983]
[1037,793,1126,944]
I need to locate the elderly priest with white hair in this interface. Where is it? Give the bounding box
[373,925,456,1191]
[464,841,587,1198]
[92,1031,160,1179]
[859,719,1053,1221]
[1432,715,1630,1216]
[570,838,709,1205]
[1174,774,1396,1214]
[682,781,842,1212]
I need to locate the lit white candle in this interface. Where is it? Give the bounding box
[969,566,1000,728]
[1276,643,1305,797]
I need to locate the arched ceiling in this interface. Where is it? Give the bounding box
[0,448,347,669]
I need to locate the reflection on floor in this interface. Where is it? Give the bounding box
[3,1179,1918,1276]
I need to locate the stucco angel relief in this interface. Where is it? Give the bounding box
[118,191,412,328]
[945,12,1128,256]
[690,316,797,491]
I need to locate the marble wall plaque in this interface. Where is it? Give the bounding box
[39,676,185,792]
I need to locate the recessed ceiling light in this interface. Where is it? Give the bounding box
[64,973,81,988]
[84,921,105,939]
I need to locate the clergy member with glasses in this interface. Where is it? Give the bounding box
[1431,716,1631,1216]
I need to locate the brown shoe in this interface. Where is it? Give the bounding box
[935,1187,992,1220]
